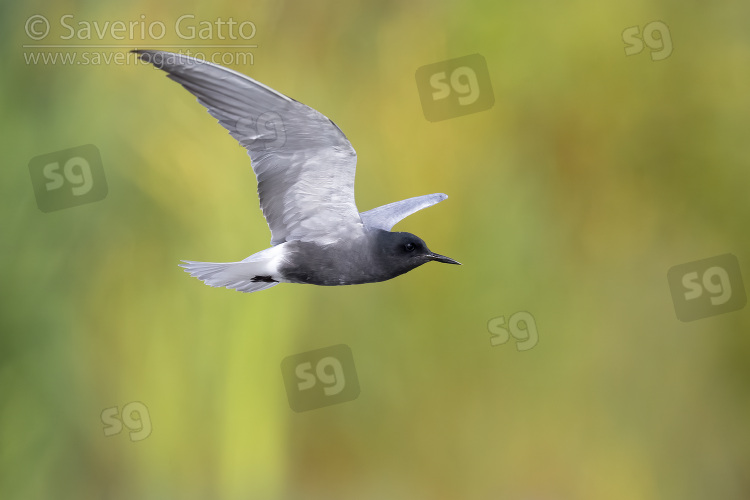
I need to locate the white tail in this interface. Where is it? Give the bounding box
[179,260,280,293]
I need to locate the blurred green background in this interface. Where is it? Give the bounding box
[2,0,750,498]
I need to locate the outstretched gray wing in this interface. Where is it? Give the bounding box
[360,193,447,231]
[133,50,362,245]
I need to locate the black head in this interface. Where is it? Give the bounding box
[375,231,460,279]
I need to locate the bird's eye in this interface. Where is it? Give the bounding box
[404,242,416,252]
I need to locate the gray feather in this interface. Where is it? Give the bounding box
[359,193,448,231]
[133,49,362,246]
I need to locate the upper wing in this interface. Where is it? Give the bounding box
[359,193,448,231]
[133,50,362,245]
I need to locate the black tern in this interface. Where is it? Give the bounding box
[132,50,460,293]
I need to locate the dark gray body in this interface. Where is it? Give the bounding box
[280,230,435,286]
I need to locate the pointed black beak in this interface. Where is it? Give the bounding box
[428,252,461,265]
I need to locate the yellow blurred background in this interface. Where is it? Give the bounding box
[2,0,750,499]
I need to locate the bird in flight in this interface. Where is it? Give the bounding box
[132,50,460,293]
